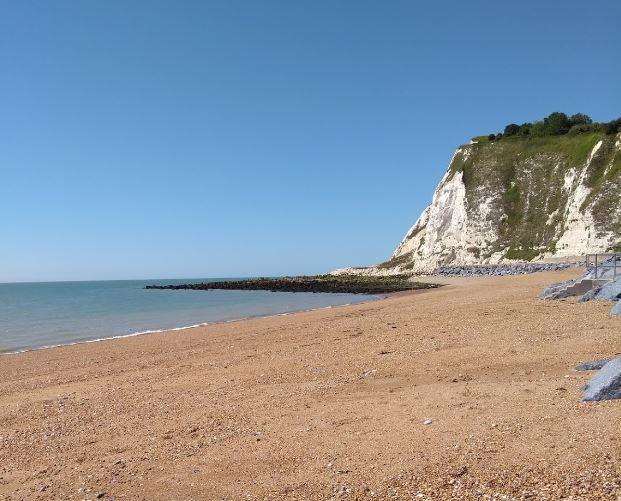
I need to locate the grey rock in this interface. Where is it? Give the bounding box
[539,279,577,299]
[579,286,602,302]
[593,278,621,301]
[541,266,621,301]
[575,358,612,371]
[612,301,621,317]
[583,357,621,401]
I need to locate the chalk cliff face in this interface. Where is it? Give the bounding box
[335,132,621,275]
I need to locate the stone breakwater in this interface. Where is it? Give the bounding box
[433,262,576,277]
[145,275,439,295]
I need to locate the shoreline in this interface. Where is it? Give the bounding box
[1,293,391,357]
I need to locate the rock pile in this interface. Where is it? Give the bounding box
[539,256,621,316]
[434,262,574,277]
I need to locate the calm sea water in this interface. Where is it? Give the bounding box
[0,279,375,353]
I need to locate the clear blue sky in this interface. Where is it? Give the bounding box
[1,1,619,282]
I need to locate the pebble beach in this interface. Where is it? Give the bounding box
[1,270,619,500]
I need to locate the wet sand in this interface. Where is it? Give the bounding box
[0,270,619,500]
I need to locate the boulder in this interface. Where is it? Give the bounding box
[539,279,576,299]
[579,286,602,302]
[612,301,621,317]
[593,278,621,301]
[583,357,621,401]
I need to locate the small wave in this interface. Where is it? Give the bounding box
[1,298,378,356]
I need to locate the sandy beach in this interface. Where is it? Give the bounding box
[1,270,619,500]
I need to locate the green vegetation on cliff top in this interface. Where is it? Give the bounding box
[479,112,621,142]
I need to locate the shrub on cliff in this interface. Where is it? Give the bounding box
[603,117,621,134]
[569,113,593,127]
[568,123,601,135]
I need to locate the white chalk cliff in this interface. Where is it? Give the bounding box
[334,133,621,275]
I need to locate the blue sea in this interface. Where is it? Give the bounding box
[0,279,375,353]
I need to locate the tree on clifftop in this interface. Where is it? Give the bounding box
[542,112,571,135]
[604,117,621,134]
[518,123,532,136]
[569,113,592,127]
[530,112,570,137]
[504,123,520,136]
